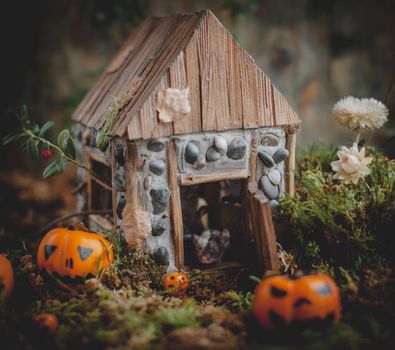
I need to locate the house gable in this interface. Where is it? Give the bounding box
[73,10,299,140]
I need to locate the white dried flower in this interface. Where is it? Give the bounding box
[333,96,388,130]
[331,143,373,185]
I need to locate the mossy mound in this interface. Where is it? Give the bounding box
[1,144,395,349]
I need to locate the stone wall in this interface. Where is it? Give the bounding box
[106,127,289,269]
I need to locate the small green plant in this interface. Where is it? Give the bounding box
[2,105,104,184]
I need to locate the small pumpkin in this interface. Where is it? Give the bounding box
[253,273,341,331]
[163,272,189,296]
[0,255,14,301]
[33,312,59,333]
[37,227,114,291]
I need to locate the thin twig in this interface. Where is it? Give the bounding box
[35,210,113,237]
[24,129,112,189]
[71,181,86,194]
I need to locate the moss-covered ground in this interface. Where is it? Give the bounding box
[1,144,394,350]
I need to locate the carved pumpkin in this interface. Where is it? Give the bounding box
[33,312,59,334]
[253,274,341,331]
[0,255,14,301]
[163,272,189,296]
[37,227,114,291]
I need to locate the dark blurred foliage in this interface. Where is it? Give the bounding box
[0,0,148,173]
[1,0,394,173]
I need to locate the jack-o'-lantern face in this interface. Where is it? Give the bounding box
[292,274,341,326]
[253,274,341,331]
[0,255,14,301]
[163,272,189,296]
[37,228,114,291]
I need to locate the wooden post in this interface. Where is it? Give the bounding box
[285,132,297,197]
[248,182,279,274]
[244,130,259,239]
[84,147,93,211]
[167,140,184,269]
[125,142,143,206]
[110,142,118,224]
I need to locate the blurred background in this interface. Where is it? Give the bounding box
[0,0,394,233]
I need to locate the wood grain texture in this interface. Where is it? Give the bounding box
[285,132,297,196]
[124,142,143,206]
[179,168,249,186]
[73,10,300,140]
[110,143,118,223]
[248,182,279,274]
[167,140,184,269]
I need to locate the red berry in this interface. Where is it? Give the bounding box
[41,150,52,159]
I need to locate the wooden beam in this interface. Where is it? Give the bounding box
[167,140,184,269]
[285,132,297,196]
[179,168,249,186]
[248,182,279,274]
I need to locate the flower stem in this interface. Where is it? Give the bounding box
[355,128,361,145]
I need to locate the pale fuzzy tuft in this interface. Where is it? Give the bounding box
[331,143,373,185]
[333,96,388,130]
[157,88,191,123]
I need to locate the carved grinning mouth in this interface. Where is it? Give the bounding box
[42,269,97,287]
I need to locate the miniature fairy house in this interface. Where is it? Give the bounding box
[72,10,300,273]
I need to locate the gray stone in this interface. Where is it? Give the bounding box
[152,221,166,236]
[214,135,227,155]
[259,175,280,200]
[89,129,97,148]
[116,195,126,219]
[273,148,289,164]
[258,151,275,168]
[153,246,169,266]
[268,168,282,185]
[147,139,165,152]
[112,167,125,191]
[150,188,170,214]
[227,137,246,160]
[195,159,206,169]
[206,146,221,162]
[269,199,280,212]
[261,133,280,147]
[149,159,166,175]
[185,141,201,164]
[115,144,125,166]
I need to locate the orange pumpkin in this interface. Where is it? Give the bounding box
[33,312,59,334]
[37,227,114,291]
[163,272,189,296]
[253,274,341,331]
[0,255,14,301]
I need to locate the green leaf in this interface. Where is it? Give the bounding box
[43,158,66,179]
[26,138,39,159]
[57,129,76,160]
[57,158,66,172]
[39,121,54,136]
[41,142,50,151]
[43,160,59,179]
[18,105,28,122]
[21,141,28,152]
[2,130,23,145]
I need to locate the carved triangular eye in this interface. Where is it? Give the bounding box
[44,245,57,260]
[77,246,93,261]
[315,282,331,296]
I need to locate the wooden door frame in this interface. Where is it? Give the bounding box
[167,140,250,269]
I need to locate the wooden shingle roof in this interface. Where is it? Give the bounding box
[72,10,300,140]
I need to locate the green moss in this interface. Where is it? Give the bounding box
[277,147,395,275]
